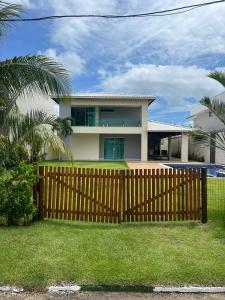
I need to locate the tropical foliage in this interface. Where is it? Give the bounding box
[0,1,72,161]
[192,70,225,153]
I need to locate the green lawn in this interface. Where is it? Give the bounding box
[39,160,128,169]
[0,215,225,290]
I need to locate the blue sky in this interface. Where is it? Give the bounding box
[2,0,225,123]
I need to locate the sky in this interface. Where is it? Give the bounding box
[2,0,225,124]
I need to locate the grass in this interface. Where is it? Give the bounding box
[39,160,128,170]
[0,213,225,290]
[0,170,225,290]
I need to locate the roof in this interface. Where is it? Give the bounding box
[148,121,191,132]
[53,93,156,105]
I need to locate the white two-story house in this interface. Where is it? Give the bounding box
[54,93,190,162]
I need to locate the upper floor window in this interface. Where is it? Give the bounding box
[209,112,212,118]
[71,107,96,126]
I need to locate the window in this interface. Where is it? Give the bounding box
[209,112,212,117]
[71,107,96,126]
[100,107,115,113]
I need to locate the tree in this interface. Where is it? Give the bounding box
[0,1,72,159]
[194,71,225,153]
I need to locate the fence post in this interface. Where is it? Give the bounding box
[38,166,45,221]
[201,167,207,224]
[32,163,39,221]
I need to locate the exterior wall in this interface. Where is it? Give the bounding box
[99,107,141,123]
[59,97,149,161]
[191,109,225,164]
[70,133,99,160]
[99,134,141,160]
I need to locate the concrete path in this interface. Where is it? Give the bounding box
[1,292,225,299]
[126,161,170,170]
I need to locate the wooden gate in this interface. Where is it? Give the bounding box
[34,166,207,223]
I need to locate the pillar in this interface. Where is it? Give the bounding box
[181,133,189,163]
[168,136,172,160]
[141,132,148,161]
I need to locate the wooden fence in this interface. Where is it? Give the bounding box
[34,166,207,223]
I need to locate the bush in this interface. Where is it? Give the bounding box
[0,162,38,225]
[0,136,29,169]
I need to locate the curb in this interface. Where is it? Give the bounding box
[1,285,225,294]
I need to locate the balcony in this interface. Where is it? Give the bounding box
[71,119,141,127]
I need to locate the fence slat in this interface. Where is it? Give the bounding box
[37,166,205,224]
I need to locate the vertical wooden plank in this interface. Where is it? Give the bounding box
[185,168,189,220]
[68,167,73,220]
[135,169,139,222]
[89,169,94,222]
[38,166,45,220]
[105,169,110,223]
[72,168,77,220]
[201,167,207,224]
[197,168,201,220]
[85,169,90,222]
[164,168,168,221]
[114,170,119,223]
[126,169,130,222]
[151,169,155,221]
[51,167,56,219]
[156,169,160,221]
[177,168,181,221]
[109,169,114,223]
[181,168,185,220]
[118,170,124,224]
[143,169,147,222]
[80,168,86,221]
[130,169,135,222]
[76,168,81,221]
[172,168,177,221]
[101,169,106,223]
[48,166,53,218]
[147,169,152,221]
[64,167,69,220]
[97,169,102,222]
[189,168,193,220]
[193,168,197,220]
[93,169,98,222]
[55,167,60,219]
[44,166,48,218]
[139,169,143,222]
[160,168,164,221]
[169,168,173,221]
[59,167,64,219]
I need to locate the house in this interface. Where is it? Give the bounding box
[54,93,191,162]
[189,91,225,164]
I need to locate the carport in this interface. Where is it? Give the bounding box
[147,121,191,163]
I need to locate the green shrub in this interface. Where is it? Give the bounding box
[0,136,29,169]
[0,162,38,226]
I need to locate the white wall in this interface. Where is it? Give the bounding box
[70,133,99,160]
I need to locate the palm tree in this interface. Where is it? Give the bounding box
[7,110,72,162]
[0,1,72,158]
[194,71,225,153]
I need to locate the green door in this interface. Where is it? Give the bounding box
[104,138,124,160]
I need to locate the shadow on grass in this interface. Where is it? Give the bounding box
[40,218,202,231]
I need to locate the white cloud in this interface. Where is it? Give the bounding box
[40,48,85,76]
[100,64,224,110]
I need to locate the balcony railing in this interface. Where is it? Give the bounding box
[71,119,141,127]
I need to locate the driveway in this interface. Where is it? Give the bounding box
[126,161,170,170]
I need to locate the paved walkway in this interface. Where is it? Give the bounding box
[126,161,170,170]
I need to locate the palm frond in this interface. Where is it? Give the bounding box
[200,96,225,126]
[208,70,225,89]
[0,1,22,39]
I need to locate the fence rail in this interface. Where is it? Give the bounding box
[34,166,207,223]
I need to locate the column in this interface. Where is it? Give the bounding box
[181,133,189,163]
[141,132,148,161]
